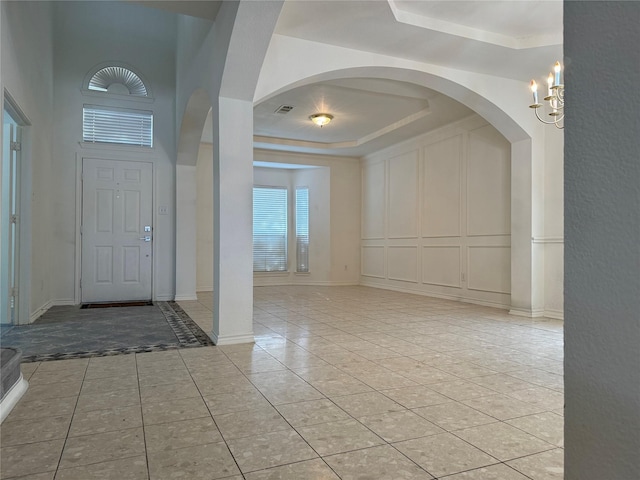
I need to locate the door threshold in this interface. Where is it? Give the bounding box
[80,301,153,309]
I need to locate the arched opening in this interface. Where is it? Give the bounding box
[254,65,542,315]
[175,88,213,304]
[195,111,214,294]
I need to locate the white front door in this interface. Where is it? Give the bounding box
[81,158,153,302]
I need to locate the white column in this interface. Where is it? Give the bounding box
[211,96,254,345]
[510,136,545,317]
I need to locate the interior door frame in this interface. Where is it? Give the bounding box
[2,91,32,325]
[74,150,157,304]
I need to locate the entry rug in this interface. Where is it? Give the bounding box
[21,302,214,363]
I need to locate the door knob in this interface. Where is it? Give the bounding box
[139,236,151,242]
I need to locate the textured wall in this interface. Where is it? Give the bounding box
[564,2,640,479]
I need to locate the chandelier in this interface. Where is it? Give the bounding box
[529,61,564,129]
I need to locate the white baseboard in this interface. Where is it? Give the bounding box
[359,281,510,311]
[0,376,28,424]
[155,294,174,301]
[210,332,255,346]
[509,307,546,318]
[54,299,76,306]
[29,300,54,323]
[174,294,198,301]
[253,280,360,287]
[543,309,564,320]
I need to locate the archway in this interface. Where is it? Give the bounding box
[254,64,545,316]
[175,88,213,301]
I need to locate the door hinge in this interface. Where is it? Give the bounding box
[10,214,18,224]
[10,141,21,152]
[80,224,83,235]
[79,279,82,288]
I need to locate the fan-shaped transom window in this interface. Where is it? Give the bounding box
[88,66,148,96]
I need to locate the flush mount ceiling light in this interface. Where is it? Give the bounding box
[309,113,333,127]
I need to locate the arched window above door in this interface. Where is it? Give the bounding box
[86,65,149,97]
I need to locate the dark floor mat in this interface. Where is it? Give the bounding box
[1,302,214,362]
[81,301,153,309]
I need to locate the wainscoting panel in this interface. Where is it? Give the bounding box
[361,116,512,310]
[388,246,418,283]
[362,160,386,239]
[388,151,419,238]
[422,135,462,238]
[422,246,462,288]
[467,125,510,237]
[467,245,511,294]
[362,246,385,278]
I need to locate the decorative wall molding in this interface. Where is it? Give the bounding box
[388,246,419,283]
[532,236,564,244]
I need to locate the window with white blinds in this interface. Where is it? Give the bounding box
[83,106,153,147]
[295,187,309,273]
[253,187,288,272]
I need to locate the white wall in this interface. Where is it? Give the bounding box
[50,1,178,304]
[196,143,214,291]
[253,149,361,286]
[361,115,512,309]
[1,1,55,322]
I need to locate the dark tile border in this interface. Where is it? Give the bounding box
[21,302,214,363]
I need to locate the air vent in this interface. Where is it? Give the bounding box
[275,105,295,114]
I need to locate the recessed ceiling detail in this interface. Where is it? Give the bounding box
[251,78,474,157]
[388,0,562,49]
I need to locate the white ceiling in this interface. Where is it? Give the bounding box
[192,0,563,158]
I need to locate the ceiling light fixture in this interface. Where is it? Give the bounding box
[529,61,564,129]
[309,113,333,127]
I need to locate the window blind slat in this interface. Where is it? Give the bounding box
[296,187,309,273]
[83,107,153,147]
[253,187,288,272]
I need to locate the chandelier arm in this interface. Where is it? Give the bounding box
[534,108,563,125]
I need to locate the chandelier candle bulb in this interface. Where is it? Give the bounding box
[547,73,554,98]
[530,80,539,104]
[554,61,562,86]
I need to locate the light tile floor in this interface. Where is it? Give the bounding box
[0,286,564,479]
